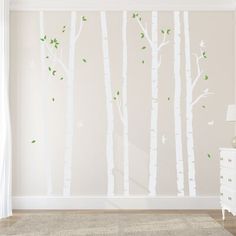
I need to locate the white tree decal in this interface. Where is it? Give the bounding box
[133,11,170,196]
[122,11,129,195]
[100,11,115,196]
[174,11,184,196]
[40,11,86,196]
[184,11,213,196]
[39,11,53,196]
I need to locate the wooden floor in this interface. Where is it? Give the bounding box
[0,210,236,235]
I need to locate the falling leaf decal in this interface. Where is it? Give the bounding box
[207,153,212,159]
[52,70,56,76]
[46,56,49,59]
[204,75,208,80]
[60,77,64,80]
[142,60,145,64]
[117,91,120,96]
[161,29,165,34]
[52,98,55,102]
[82,58,87,63]
[140,32,144,38]
[82,16,87,21]
[167,29,171,34]
[48,67,52,71]
[168,97,170,101]
[141,46,146,50]
[202,105,206,109]
[202,51,207,59]
[31,140,36,144]
[113,97,116,100]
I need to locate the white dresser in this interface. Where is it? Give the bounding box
[220,148,236,220]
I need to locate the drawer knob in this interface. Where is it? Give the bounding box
[228,197,232,200]
[228,178,232,182]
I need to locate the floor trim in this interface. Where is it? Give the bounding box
[13,196,220,210]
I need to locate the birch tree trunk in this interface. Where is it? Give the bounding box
[148,11,158,196]
[0,0,11,219]
[174,11,184,196]
[122,11,129,195]
[39,11,53,196]
[183,11,196,196]
[63,11,77,196]
[100,11,115,196]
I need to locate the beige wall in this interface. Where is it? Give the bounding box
[10,11,234,197]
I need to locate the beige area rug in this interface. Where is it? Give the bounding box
[0,213,233,236]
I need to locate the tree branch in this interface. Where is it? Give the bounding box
[136,18,153,48]
[74,18,84,43]
[192,53,204,90]
[157,55,162,68]
[45,44,69,75]
[192,89,214,107]
[157,32,170,52]
[116,98,126,125]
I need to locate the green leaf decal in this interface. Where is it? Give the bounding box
[207,153,211,159]
[40,38,44,42]
[46,56,49,59]
[141,46,146,50]
[31,140,36,144]
[168,97,170,101]
[204,75,209,80]
[52,70,56,76]
[202,105,206,108]
[140,32,144,38]
[167,29,171,34]
[113,97,116,100]
[52,98,55,102]
[139,17,142,21]
[203,51,207,58]
[161,29,165,34]
[82,58,87,63]
[44,35,47,40]
[82,16,87,21]
[142,60,145,64]
[60,77,64,80]
[48,67,52,71]
[117,91,120,96]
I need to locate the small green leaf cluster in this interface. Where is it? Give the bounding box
[48,67,56,76]
[113,91,120,100]
[50,38,60,49]
[161,29,171,35]
[132,12,141,21]
[40,35,47,42]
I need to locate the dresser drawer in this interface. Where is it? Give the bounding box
[220,186,236,208]
[220,150,236,169]
[221,168,236,190]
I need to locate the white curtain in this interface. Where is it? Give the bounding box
[0,0,12,219]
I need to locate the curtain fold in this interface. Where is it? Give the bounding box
[0,0,12,219]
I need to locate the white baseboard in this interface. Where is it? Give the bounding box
[12,196,220,210]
